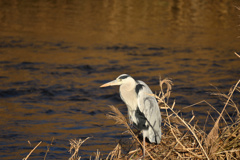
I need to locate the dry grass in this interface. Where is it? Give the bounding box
[69,137,90,160]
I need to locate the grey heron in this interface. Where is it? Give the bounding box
[100,74,162,157]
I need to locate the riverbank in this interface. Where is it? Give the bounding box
[23,73,240,159]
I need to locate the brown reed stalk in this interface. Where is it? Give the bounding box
[106,143,122,160]
[234,52,240,58]
[22,141,42,160]
[161,99,209,159]
[94,149,101,160]
[157,77,209,159]
[69,137,90,160]
[44,137,54,160]
[206,79,240,157]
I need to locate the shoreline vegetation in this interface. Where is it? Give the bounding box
[23,53,240,160]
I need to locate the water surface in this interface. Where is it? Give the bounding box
[0,0,240,159]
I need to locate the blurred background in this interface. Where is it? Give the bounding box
[0,0,240,159]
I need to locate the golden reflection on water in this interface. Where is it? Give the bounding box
[0,0,240,159]
[0,0,239,46]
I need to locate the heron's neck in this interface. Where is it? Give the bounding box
[120,79,137,111]
[121,79,136,91]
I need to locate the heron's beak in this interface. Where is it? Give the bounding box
[100,80,120,88]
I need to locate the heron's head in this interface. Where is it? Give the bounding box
[100,74,133,88]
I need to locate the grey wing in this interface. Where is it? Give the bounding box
[137,80,162,144]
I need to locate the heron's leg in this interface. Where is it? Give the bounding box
[143,132,146,159]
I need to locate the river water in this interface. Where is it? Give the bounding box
[0,0,240,159]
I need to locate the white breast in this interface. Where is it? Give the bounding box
[119,85,138,123]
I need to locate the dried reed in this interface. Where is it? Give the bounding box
[22,141,42,160]
[44,137,54,160]
[69,137,90,160]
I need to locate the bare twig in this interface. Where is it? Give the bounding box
[166,104,210,160]
[22,141,42,160]
[170,127,203,159]
[206,80,240,151]
[44,137,54,160]
[234,52,240,58]
[106,143,122,160]
[69,137,90,160]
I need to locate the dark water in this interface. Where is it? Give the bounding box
[0,0,240,159]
